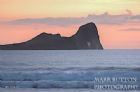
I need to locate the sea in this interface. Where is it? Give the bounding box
[0,50,140,92]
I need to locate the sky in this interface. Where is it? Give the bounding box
[0,0,140,49]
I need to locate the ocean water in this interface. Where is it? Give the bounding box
[0,50,140,92]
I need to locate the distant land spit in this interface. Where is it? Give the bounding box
[0,22,103,50]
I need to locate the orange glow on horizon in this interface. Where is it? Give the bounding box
[0,24,78,45]
[0,23,140,49]
[98,24,140,49]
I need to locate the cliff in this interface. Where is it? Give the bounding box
[0,22,103,50]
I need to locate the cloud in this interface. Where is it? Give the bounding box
[5,10,140,26]
[131,15,140,20]
[122,28,140,31]
[7,17,84,26]
[126,9,132,15]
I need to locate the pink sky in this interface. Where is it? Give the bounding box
[0,22,140,49]
[0,0,140,49]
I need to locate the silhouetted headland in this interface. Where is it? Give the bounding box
[0,22,103,50]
